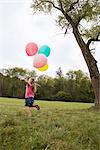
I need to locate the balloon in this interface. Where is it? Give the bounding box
[38,45,50,57]
[25,42,38,56]
[38,64,48,71]
[33,54,48,68]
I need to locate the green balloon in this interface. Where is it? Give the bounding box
[38,45,50,57]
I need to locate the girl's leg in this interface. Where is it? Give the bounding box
[25,106,32,117]
[32,104,40,110]
[31,97,40,110]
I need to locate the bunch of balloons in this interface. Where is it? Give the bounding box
[25,42,51,71]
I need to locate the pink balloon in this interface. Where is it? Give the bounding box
[33,54,48,68]
[25,42,38,56]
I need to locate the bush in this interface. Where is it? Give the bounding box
[54,91,72,101]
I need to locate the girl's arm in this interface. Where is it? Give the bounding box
[35,83,41,87]
[24,79,32,86]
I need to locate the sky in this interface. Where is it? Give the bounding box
[0,0,100,77]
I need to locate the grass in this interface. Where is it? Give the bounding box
[0,97,100,150]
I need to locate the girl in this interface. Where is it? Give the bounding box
[25,77,40,117]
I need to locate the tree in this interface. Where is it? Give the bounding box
[1,67,37,79]
[1,67,27,79]
[56,67,63,78]
[66,70,94,102]
[31,0,100,106]
[37,75,54,99]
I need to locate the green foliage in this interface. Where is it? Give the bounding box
[82,25,100,39]
[0,68,94,102]
[54,91,72,101]
[1,67,37,79]
[31,0,100,39]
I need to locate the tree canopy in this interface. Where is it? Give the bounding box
[31,0,100,42]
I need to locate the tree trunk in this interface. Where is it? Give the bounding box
[91,75,100,106]
[73,27,100,106]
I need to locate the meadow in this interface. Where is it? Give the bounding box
[0,97,100,150]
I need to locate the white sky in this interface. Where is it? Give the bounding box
[0,0,100,77]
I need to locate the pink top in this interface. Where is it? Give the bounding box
[25,84,34,98]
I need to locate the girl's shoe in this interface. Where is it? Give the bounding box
[35,105,40,110]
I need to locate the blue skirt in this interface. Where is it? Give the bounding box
[25,97,34,107]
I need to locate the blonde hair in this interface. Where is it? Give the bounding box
[29,77,35,85]
[28,77,37,93]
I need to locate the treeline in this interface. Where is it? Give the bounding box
[0,67,94,102]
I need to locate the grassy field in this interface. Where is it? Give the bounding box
[0,97,100,150]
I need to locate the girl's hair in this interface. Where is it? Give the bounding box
[29,77,37,93]
[29,77,35,85]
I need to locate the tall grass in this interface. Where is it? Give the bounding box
[0,97,100,150]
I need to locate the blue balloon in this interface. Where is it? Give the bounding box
[38,45,50,57]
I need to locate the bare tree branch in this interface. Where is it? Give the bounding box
[43,0,76,28]
[87,32,100,48]
[31,0,61,11]
[43,0,61,11]
[67,0,79,12]
[76,13,86,26]
[64,24,70,35]
[64,13,76,28]
[58,0,65,14]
